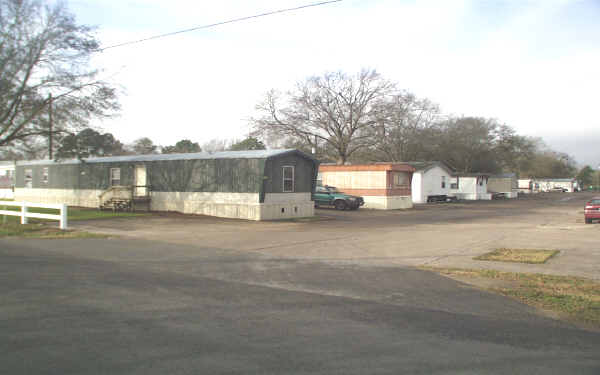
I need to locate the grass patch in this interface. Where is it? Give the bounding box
[0,223,108,239]
[0,205,148,224]
[474,248,559,264]
[425,267,600,328]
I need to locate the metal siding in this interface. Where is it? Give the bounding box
[13,154,309,194]
[48,164,79,189]
[147,158,263,193]
[15,164,77,189]
[266,154,316,194]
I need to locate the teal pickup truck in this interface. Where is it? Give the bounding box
[314,185,364,210]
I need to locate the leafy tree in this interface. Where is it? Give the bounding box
[0,0,119,149]
[131,137,158,155]
[519,150,577,178]
[577,166,595,189]
[55,128,125,159]
[491,126,537,174]
[431,117,500,173]
[252,69,396,164]
[229,137,266,151]
[162,139,201,154]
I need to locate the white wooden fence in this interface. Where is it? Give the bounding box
[0,202,68,230]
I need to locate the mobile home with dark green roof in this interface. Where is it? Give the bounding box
[14,149,319,220]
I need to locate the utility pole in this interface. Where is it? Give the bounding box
[48,93,53,160]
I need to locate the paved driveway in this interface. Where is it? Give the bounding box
[72,192,600,280]
[1,237,599,374]
[2,192,599,373]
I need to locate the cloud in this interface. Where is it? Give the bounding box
[74,0,600,151]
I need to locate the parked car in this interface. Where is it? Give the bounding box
[491,192,508,200]
[584,197,600,224]
[551,187,568,192]
[426,194,458,203]
[314,185,364,210]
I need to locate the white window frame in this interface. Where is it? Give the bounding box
[25,169,33,188]
[282,166,294,193]
[110,168,121,186]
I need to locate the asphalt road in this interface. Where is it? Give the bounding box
[1,235,599,374]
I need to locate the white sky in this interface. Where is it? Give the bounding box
[69,0,600,166]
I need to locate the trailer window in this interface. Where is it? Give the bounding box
[283,166,294,192]
[394,173,408,187]
[441,176,446,188]
[25,169,33,188]
[110,168,121,186]
[42,167,49,185]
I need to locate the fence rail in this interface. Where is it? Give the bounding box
[0,201,68,230]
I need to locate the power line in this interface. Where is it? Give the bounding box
[99,0,343,52]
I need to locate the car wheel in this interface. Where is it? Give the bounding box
[334,200,347,210]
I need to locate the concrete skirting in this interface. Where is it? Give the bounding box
[451,193,492,200]
[15,188,315,221]
[152,191,314,220]
[15,188,102,207]
[362,195,412,210]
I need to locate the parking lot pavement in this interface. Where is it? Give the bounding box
[71,192,600,280]
[1,237,599,374]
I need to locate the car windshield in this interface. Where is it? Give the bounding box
[589,199,600,205]
[326,186,339,193]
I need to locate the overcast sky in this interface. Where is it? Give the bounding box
[69,0,600,167]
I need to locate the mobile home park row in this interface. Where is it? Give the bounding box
[1,150,578,220]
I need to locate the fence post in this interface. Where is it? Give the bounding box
[21,202,28,224]
[60,204,68,230]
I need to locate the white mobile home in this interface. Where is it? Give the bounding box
[518,178,576,193]
[0,161,15,199]
[408,161,455,204]
[451,174,492,200]
[488,173,518,198]
[518,178,535,193]
[536,178,576,192]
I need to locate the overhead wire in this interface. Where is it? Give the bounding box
[98,0,343,52]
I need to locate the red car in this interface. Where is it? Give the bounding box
[584,197,600,224]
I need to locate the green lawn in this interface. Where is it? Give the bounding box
[0,203,148,223]
[0,203,147,238]
[0,223,108,239]
[425,267,600,328]
[474,248,560,264]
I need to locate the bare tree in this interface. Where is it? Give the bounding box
[251,69,395,164]
[0,0,119,149]
[201,138,232,153]
[371,93,440,162]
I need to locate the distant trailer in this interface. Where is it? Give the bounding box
[319,163,415,209]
